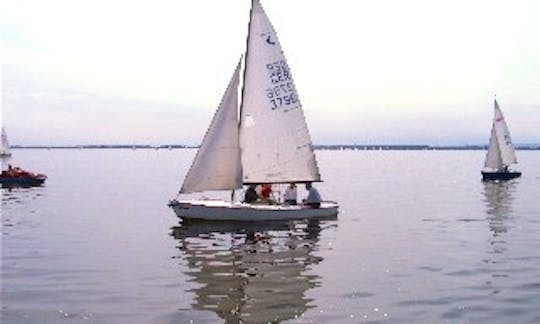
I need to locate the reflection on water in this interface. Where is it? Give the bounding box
[3,150,540,323]
[1,185,45,231]
[171,220,332,323]
[1,185,44,203]
[482,181,517,298]
[483,181,516,239]
[1,183,46,190]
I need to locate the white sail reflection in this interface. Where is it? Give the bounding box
[481,181,517,297]
[170,220,332,323]
[483,182,516,239]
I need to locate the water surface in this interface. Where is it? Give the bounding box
[2,149,540,323]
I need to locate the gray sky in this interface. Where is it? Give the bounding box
[2,0,539,145]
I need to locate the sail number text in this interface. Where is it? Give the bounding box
[265,60,299,110]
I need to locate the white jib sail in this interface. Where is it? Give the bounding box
[239,0,321,184]
[484,125,503,169]
[180,60,243,194]
[493,100,517,167]
[1,127,11,156]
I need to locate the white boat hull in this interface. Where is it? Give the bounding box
[169,199,338,221]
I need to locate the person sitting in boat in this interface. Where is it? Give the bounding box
[5,164,22,177]
[303,182,321,208]
[283,183,297,205]
[6,164,15,176]
[260,183,276,204]
[261,184,272,199]
[243,184,259,204]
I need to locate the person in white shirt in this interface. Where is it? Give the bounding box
[303,182,321,208]
[283,183,297,205]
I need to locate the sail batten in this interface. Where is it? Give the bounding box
[239,0,321,184]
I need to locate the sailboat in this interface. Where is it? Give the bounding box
[481,99,521,181]
[1,127,12,157]
[168,0,338,221]
[0,127,47,186]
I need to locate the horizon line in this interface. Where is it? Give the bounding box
[8,143,540,151]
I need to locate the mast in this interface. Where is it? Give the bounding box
[238,0,254,130]
[229,0,254,200]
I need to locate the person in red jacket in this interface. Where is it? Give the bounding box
[261,184,272,199]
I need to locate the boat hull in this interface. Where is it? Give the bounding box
[481,171,521,181]
[169,200,338,221]
[0,175,46,187]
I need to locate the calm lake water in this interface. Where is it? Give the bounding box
[2,149,540,323]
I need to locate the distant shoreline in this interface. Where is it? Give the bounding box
[9,144,540,151]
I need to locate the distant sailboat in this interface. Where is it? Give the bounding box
[481,100,521,181]
[0,127,47,186]
[1,127,12,157]
[168,0,338,221]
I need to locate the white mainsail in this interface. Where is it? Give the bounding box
[180,60,243,194]
[484,100,517,170]
[1,127,12,157]
[239,0,320,184]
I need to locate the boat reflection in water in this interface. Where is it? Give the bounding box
[170,219,334,323]
[481,180,518,301]
[483,181,516,239]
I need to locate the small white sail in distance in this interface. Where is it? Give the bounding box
[484,100,517,170]
[1,127,12,157]
[239,0,321,184]
[180,59,243,194]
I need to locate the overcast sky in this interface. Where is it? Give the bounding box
[1,0,539,145]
